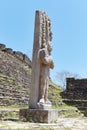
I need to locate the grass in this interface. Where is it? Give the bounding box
[0,77,82,118]
[52,103,77,110]
[0,105,28,110]
[64,128,71,130]
[49,81,66,108]
[0,50,84,120]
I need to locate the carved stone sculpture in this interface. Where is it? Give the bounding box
[20,11,58,123]
[38,40,54,109]
[29,10,54,109]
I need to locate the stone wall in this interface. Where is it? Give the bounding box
[0,43,32,106]
[0,43,31,67]
[62,78,87,116]
[66,78,87,91]
[63,78,87,99]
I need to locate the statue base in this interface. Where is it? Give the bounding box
[37,102,52,109]
[19,109,58,123]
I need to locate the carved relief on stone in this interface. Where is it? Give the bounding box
[37,11,54,109]
[29,11,54,109]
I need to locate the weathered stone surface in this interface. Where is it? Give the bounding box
[66,78,87,91]
[3,48,13,54]
[63,78,87,99]
[37,102,52,110]
[29,10,54,109]
[14,51,24,61]
[29,11,41,109]
[0,43,6,50]
[61,78,87,116]
[20,10,57,123]
[19,109,58,123]
[0,43,31,67]
[0,46,31,106]
[23,54,32,67]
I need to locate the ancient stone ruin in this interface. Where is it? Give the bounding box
[61,78,87,116]
[0,43,31,67]
[65,78,87,99]
[66,78,87,91]
[0,43,31,106]
[29,10,54,110]
[20,10,58,123]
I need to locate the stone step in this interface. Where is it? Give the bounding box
[63,99,87,107]
[0,97,29,106]
[0,96,29,101]
[78,107,87,111]
[0,91,29,98]
[0,88,29,95]
[62,91,87,100]
[0,101,28,106]
[63,99,87,116]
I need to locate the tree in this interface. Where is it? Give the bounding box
[56,70,79,88]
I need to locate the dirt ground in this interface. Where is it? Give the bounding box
[0,117,87,130]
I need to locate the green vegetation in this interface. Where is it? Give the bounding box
[48,81,82,118]
[0,49,85,130]
[49,80,68,108]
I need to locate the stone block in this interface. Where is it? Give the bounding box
[23,54,31,67]
[5,48,13,54]
[14,51,24,60]
[19,109,58,123]
[0,43,6,51]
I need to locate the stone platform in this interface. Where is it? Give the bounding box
[19,109,58,123]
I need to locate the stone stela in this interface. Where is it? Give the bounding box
[30,10,54,109]
[20,10,58,123]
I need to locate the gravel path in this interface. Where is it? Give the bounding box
[0,117,87,130]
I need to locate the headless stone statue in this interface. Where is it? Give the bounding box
[29,10,54,109]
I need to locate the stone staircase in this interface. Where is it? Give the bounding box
[0,47,31,106]
[60,78,87,117]
[0,86,29,106]
[61,89,87,100]
[61,90,87,116]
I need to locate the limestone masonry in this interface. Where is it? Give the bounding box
[0,43,31,106]
[0,43,31,67]
[62,77,87,100]
[66,78,87,91]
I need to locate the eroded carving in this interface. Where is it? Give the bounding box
[29,10,54,109]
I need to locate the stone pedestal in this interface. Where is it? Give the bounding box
[19,109,58,123]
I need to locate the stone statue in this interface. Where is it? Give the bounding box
[38,41,54,106]
[29,10,54,109]
[37,14,54,109]
[20,11,58,123]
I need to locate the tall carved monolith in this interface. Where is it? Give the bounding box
[20,10,58,123]
[29,10,54,109]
